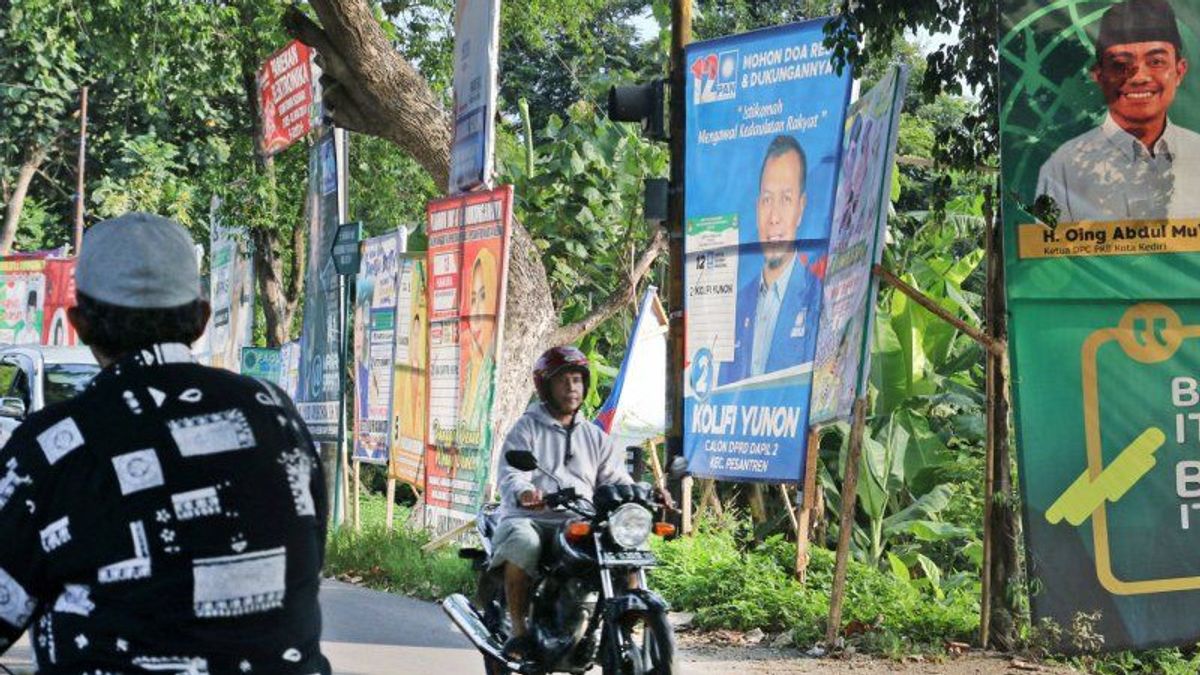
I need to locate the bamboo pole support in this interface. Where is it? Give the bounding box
[779,484,799,534]
[749,484,767,524]
[681,476,694,535]
[703,479,723,517]
[795,428,822,582]
[873,264,1006,357]
[826,398,868,645]
[352,460,362,533]
[420,517,477,553]
[647,439,666,489]
[385,478,396,532]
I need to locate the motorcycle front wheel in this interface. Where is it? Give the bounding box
[601,609,675,675]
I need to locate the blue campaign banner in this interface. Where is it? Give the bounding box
[683,19,852,482]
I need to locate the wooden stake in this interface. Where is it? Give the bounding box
[826,398,868,645]
[779,484,798,534]
[421,517,476,553]
[795,428,822,582]
[73,86,88,254]
[703,479,723,517]
[352,460,362,533]
[681,476,694,535]
[749,484,767,524]
[647,439,666,489]
[385,478,396,532]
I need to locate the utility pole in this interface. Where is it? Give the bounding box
[73,86,89,253]
[666,0,692,508]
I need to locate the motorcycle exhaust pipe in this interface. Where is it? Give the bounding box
[441,594,527,673]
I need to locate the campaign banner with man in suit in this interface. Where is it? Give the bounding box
[682,19,851,482]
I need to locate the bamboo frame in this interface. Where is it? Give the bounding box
[826,398,868,645]
[795,428,822,582]
[873,264,1006,357]
[385,478,396,532]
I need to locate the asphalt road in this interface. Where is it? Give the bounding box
[0,579,483,675]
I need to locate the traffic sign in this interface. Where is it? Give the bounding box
[332,221,362,275]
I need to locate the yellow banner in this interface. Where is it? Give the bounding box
[1018,220,1200,259]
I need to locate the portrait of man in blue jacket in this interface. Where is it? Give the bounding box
[719,134,823,386]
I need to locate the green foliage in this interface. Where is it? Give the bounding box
[349,135,439,240]
[90,132,196,226]
[497,103,668,365]
[649,523,978,651]
[825,0,998,171]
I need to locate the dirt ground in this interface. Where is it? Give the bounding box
[677,634,1081,674]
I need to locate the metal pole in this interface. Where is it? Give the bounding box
[73,86,88,253]
[665,0,692,516]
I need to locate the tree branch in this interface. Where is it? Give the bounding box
[285,0,453,190]
[549,226,668,346]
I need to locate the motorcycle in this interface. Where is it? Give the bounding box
[442,449,677,675]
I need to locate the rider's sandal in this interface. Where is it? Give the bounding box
[502,634,538,661]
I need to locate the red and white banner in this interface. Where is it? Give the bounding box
[257,40,316,157]
[424,186,512,527]
[0,253,78,346]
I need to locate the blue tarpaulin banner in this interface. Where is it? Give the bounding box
[682,19,851,482]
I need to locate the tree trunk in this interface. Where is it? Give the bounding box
[1,144,49,255]
[983,184,1021,649]
[253,222,307,346]
[285,0,666,442]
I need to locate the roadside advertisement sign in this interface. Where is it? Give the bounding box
[353,231,402,465]
[241,347,282,384]
[390,254,428,486]
[257,40,317,156]
[280,341,301,401]
[1000,0,1200,650]
[0,254,77,346]
[296,129,344,440]
[202,196,254,372]
[809,66,908,424]
[681,19,852,482]
[449,0,501,193]
[424,186,512,526]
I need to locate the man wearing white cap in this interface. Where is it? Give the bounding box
[0,213,330,674]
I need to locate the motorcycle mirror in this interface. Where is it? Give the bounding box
[668,456,689,480]
[506,450,539,472]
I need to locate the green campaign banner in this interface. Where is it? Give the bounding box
[1001,0,1200,650]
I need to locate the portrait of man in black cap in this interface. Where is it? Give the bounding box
[1037,0,1200,222]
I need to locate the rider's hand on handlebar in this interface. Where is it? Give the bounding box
[518,488,545,509]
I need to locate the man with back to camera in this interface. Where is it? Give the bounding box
[0,212,330,674]
[719,134,825,386]
[1037,0,1200,222]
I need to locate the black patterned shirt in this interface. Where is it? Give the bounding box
[0,343,330,674]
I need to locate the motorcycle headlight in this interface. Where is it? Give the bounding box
[608,503,653,549]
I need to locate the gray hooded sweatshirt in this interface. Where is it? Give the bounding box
[497,402,633,521]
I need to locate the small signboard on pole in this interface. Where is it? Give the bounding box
[449,0,501,194]
[332,222,363,276]
[257,40,317,157]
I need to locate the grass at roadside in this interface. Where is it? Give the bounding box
[325,490,975,654]
[649,520,977,655]
[323,491,474,600]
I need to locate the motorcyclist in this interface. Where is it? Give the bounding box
[491,346,637,660]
